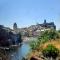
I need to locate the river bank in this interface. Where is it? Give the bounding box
[0,37,36,60]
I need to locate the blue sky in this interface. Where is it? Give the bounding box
[0,0,60,30]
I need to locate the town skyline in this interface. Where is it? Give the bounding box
[0,19,59,30]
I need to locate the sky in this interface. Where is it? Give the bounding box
[0,0,60,30]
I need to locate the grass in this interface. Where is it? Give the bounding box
[42,39,60,50]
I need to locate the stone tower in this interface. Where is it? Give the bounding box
[13,23,17,32]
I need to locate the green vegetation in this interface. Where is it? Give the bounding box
[28,29,60,60]
[58,30,60,33]
[30,29,60,51]
[38,29,60,40]
[42,44,59,59]
[30,41,38,50]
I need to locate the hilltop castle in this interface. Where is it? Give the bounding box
[13,20,56,37]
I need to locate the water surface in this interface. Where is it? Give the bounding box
[9,43,30,60]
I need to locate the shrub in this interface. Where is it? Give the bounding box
[30,41,38,50]
[41,30,60,40]
[42,44,59,59]
[30,30,60,51]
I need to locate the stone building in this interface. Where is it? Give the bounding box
[18,20,56,37]
[12,20,56,37]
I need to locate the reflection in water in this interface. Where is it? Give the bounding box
[10,43,30,60]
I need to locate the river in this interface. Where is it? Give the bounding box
[7,37,37,60]
[8,42,30,60]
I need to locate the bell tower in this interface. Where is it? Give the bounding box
[13,23,17,32]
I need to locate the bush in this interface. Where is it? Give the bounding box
[42,44,59,59]
[30,41,38,50]
[41,30,60,40]
[30,30,60,51]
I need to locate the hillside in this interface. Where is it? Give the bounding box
[25,30,60,60]
[43,39,60,50]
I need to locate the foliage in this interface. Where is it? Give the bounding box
[30,29,60,51]
[58,30,60,33]
[30,41,38,50]
[30,41,39,50]
[42,44,59,59]
[39,29,60,40]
